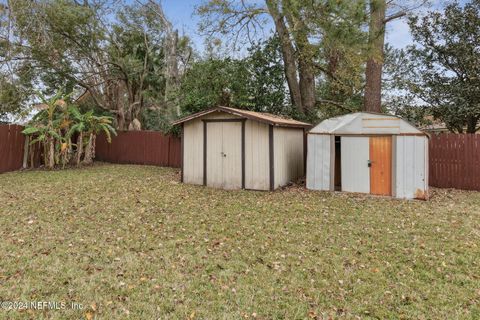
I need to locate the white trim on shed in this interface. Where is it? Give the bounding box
[310,112,424,135]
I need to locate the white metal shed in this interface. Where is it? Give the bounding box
[173,106,311,191]
[306,112,429,199]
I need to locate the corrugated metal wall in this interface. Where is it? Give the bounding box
[183,112,272,190]
[183,113,243,187]
[244,120,269,190]
[183,118,205,185]
[306,134,331,190]
[341,136,370,193]
[395,136,428,199]
[205,121,243,189]
[273,127,304,188]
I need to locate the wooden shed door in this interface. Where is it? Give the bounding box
[206,122,242,189]
[369,136,392,196]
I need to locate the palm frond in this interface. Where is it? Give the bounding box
[68,106,82,120]
[22,127,40,135]
[30,134,46,145]
[102,126,112,143]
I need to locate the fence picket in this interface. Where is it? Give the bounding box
[0,125,26,173]
[95,130,181,168]
[429,133,480,191]
[2,125,479,190]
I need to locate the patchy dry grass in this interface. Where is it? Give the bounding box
[0,164,479,319]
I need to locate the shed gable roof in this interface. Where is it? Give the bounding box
[310,112,426,136]
[172,106,311,128]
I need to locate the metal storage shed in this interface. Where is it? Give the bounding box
[173,106,311,190]
[306,112,429,199]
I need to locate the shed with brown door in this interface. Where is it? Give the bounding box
[173,106,311,190]
[306,112,429,199]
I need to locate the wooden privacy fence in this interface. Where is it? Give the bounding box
[3,125,480,192]
[429,133,480,191]
[0,125,26,173]
[95,130,181,168]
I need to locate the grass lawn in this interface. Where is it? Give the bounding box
[0,164,479,319]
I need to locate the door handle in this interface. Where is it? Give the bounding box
[368,160,372,167]
[220,152,227,157]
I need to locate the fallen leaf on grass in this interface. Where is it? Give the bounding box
[85,311,94,320]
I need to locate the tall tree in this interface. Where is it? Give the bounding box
[364,0,386,113]
[196,0,366,117]
[265,0,303,111]
[2,0,190,129]
[388,1,480,133]
[141,0,182,117]
[179,37,292,118]
[363,0,427,113]
[245,36,292,115]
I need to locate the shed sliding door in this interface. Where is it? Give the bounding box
[341,137,370,193]
[340,136,393,196]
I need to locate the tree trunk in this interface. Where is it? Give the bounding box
[30,143,35,168]
[324,48,342,100]
[266,0,303,113]
[112,80,127,130]
[298,60,316,112]
[43,142,48,168]
[76,132,83,166]
[148,0,180,116]
[83,133,94,165]
[165,30,180,116]
[91,135,96,160]
[281,1,316,113]
[466,116,479,134]
[22,136,29,169]
[299,61,316,112]
[364,0,386,113]
[48,137,55,169]
[68,137,73,163]
[117,110,126,131]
